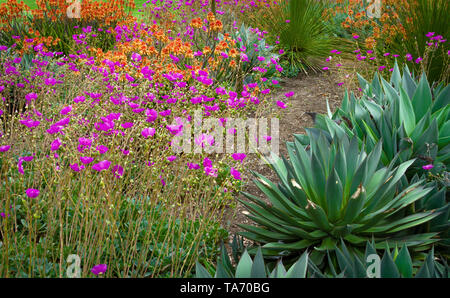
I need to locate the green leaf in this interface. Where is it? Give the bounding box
[380,250,400,278]
[432,85,450,114]
[326,169,343,222]
[195,262,212,278]
[395,245,413,278]
[286,251,309,278]
[399,86,416,136]
[236,250,253,278]
[411,72,432,120]
[251,247,267,278]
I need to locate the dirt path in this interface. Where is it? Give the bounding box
[223,71,344,247]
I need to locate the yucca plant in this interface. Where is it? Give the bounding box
[248,0,339,75]
[310,240,449,278]
[239,131,441,263]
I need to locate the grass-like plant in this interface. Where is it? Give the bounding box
[248,0,339,75]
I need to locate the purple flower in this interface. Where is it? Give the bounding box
[70,163,85,172]
[232,153,247,163]
[60,105,72,115]
[91,264,107,275]
[285,91,295,98]
[26,188,40,198]
[131,52,142,62]
[141,127,156,138]
[145,109,158,122]
[187,162,200,170]
[96,145,109,154]
[51,138,62,152]
[0,145,11,152]
[111,165,124,178]
[422,164,434,170]
[80,156,94,164]
[92,160,111,172]
[167,155,177,162]
[230,168,242,180]
[276,101,287,109]
[20,119,40,128]
[25,93,37,101]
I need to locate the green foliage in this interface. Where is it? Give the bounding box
[311,240,449,278]
[314,63,449,176]
[196,238,449,278]
[220,23,280,85]
[249,0,338,74]
[196,244,310,278]
[239,130,440,262]
[392,0,450,84]
[297,64,449,256]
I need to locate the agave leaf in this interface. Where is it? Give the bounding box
[401,64,417,99]
[432,84,450,114]
[409,110,430,144]
[357,73,369,92]
[414,119,439,155]
[411,72,432,120]
[371,72,382,99]
[395,245,413,278]
[335,242,355,277]
[310,153,327,207]
[238,224,295,241]
[415,261,431,278]
[390,60,402,89]
[262,239,316,251]
[235,250,253,278]
[326,169,343,222]
[381,76,400,105]
[342,184,366,224]
[196,262,212,278]
[250,247,267,278]
[398,86,416,136]
[367,212,439,234]
[315,237,337,251]
[270,260,287,278]
[380,249,401,278]
[286,250,309,278]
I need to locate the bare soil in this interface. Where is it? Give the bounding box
[222,71,344,247]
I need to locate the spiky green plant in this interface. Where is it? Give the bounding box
[310,240,449,278]
[239,131,441,263]
[248,0,339,75]
[309,64,449,174]
[300,65,449,254]
[196,244,311,278]
[196,239,449,278]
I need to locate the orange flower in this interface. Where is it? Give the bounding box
[190,17,203,29]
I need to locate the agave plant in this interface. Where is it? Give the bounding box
[308,64,449,175]
[310,240,449,278]
[300,64,449,253]
[196,244,311,278]
[196,239,449,278]
[239,131,441,262]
